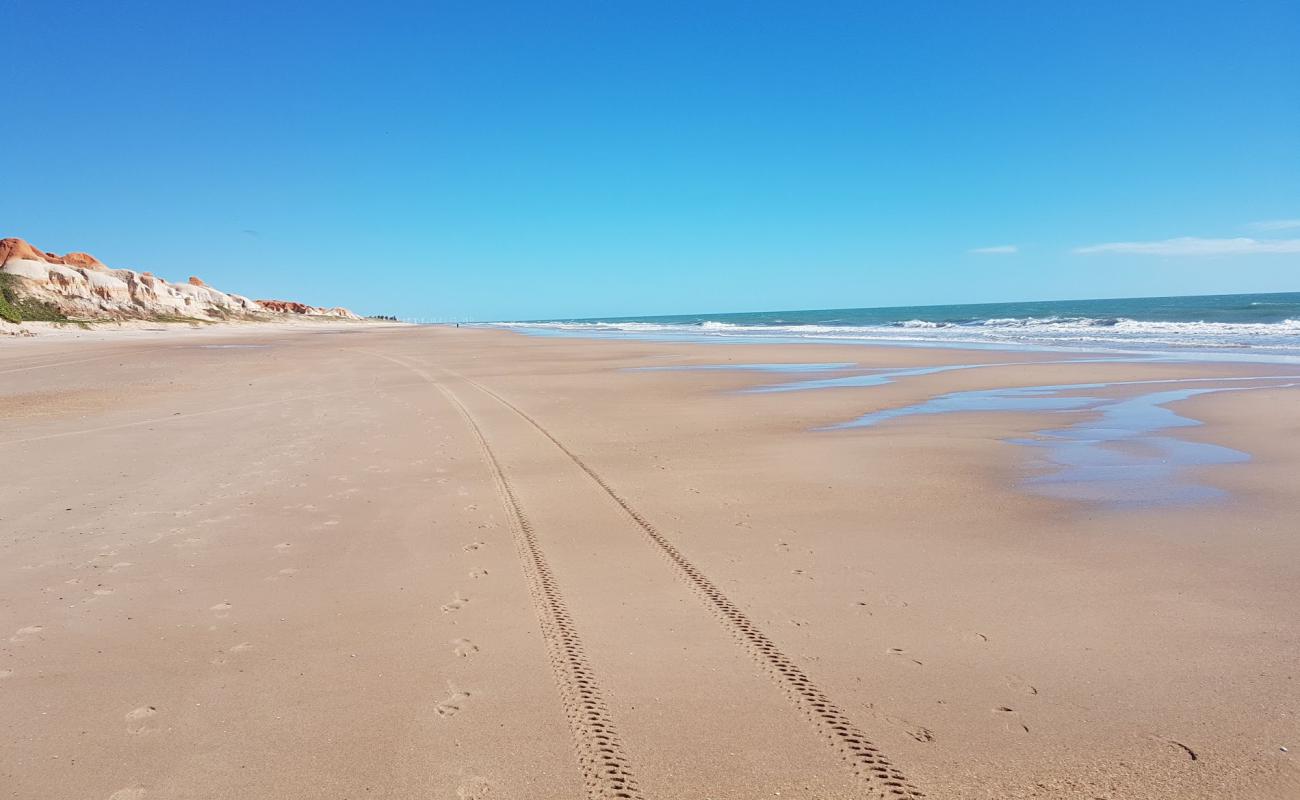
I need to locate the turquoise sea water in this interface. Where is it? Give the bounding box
[491,292,1300,358]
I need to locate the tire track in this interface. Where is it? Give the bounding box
[445,365,925,799]
[359,351,644,800]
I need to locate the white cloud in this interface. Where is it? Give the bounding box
[1074,237,1300,256]
[1245,219,1300,232]
[968,244,1018,254]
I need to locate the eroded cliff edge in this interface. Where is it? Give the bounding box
[1,237,360,326]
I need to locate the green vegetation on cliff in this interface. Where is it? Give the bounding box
[0,273,71,323]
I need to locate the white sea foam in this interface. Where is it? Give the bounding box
[485,315,1300,359]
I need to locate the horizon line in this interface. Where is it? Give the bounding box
[489,288,1300,325]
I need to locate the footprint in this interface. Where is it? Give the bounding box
[457,777,494,799]
[469,568,489,579]
[211,642,254,665]
[882,714,934,743]
[94,587,116,596]
[0,668,13,679]
[452,638,479,658]
[108,788,147,800]
[10,625,43,642]
[274,543,292,552]
[886,647,923,666]
[461,542,484,552]
[1145,733,1198,761]
[441,594,469,614]
[994,706,1030,734]
[1005,674,1039,696]
[109,562,134,573]
[436,688,472,717]
[125,706,159,734]
[209,601,233,618]
[277,568,299,576]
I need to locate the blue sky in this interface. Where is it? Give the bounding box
[3,1,1297,320]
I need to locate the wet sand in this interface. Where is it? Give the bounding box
[2,325,1297,799]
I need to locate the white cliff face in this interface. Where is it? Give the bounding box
[3,257,260,317]
[1,238,357,322]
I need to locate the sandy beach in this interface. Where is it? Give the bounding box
[2,324,1297,799]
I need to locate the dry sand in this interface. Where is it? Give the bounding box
[2,325,1297,799]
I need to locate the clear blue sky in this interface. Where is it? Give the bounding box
[3,1,1297,320]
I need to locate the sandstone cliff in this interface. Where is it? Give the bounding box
[0,237,359,324]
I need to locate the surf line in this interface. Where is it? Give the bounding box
[355,349,645,800]
[435,360,926,800]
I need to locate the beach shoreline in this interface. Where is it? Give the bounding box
[3,325,1297,799]
[483,290,1300,361]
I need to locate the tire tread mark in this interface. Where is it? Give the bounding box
[454,369,925,799]
[361,351,644,800]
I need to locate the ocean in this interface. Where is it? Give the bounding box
[488,292,1300,359]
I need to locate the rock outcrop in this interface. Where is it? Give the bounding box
[254,299,359,318]
[1,237,359,323]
